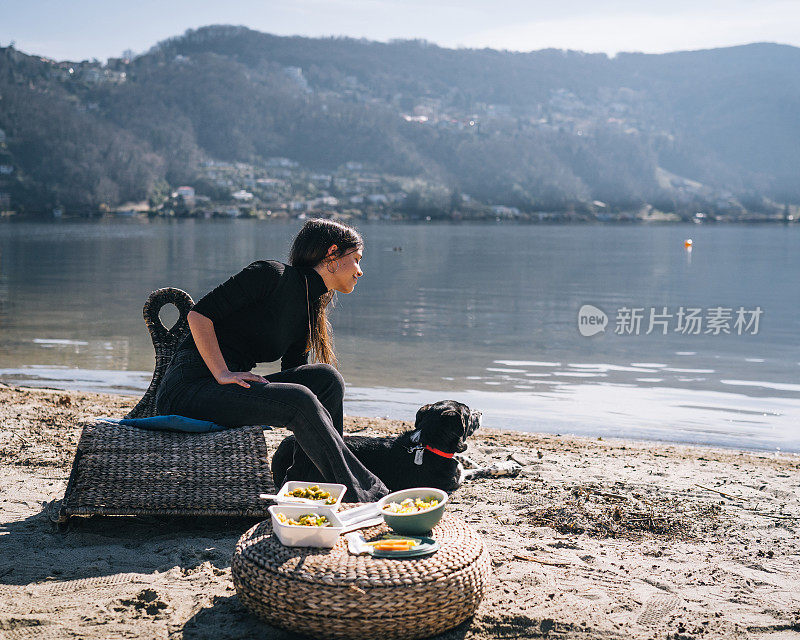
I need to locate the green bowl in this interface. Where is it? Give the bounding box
[377,488,448,535]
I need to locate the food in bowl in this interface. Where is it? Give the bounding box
[275,481,346,511]
[276,512,331,527]
[382,497,440,514]
[284,485,337,505]
[269,505,343,548]
[377,488,448,535]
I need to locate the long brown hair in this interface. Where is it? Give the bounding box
[289,218,363,367]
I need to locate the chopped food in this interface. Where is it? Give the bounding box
[276,512,331,527]
[284,485,337,505]
[373,541,416,551]
[382,496,440,514]
[364,535,421,547]
[368,534,424,551]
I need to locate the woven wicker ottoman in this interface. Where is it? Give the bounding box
[232,512,492,640]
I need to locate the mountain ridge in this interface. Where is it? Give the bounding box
[0,27,797,218]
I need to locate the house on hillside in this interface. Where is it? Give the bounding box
[104,69,127,83]
[491,205,521,218]
[309,196,338,208]
[175,186,195,206]
[232,190,254,202]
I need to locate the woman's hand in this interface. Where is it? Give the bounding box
[214,370,269,388]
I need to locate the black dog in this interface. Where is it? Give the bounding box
[271,400,481,495]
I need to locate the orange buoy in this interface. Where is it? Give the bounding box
[684,239,693,249]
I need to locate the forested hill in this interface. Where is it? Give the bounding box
[0,26,798,217]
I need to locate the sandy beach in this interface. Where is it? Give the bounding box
[1,383,799,640]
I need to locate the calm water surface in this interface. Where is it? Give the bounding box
[1,219,798,451]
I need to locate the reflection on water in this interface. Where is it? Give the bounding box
[4,362,796,452]
[345,382,800,452]
[0,219,799,451]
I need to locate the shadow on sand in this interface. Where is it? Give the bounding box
[182,594,476,640]
[0,502,261,586]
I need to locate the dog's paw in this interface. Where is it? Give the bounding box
[454,453,480,469]
[463,460,522,480]
[454,462,466,489]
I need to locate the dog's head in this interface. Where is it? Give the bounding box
[414,400,481,454]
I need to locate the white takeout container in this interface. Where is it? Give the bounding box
[269,505,344,548]
[275,481,347,511]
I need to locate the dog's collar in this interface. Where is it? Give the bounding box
[408,430,456,461]
[425,444,455,459]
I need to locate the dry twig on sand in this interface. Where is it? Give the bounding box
[513,554,571,567]
[694,483,743,500]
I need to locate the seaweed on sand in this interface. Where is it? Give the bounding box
[520,483,723,539]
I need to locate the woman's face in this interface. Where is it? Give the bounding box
[329,247,363,294]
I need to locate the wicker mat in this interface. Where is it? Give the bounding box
[233,513,492,640]
[59,423,274,519]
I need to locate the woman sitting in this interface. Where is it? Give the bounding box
[155,218,389,503]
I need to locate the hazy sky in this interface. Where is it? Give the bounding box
[3,0,799,62]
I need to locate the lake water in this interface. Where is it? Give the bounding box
[1,218,798,452]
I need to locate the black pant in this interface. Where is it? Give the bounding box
[155,350,389,503]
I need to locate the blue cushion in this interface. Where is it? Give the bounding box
[117,415,226,433]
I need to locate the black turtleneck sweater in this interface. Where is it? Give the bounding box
[177,261,329,372]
